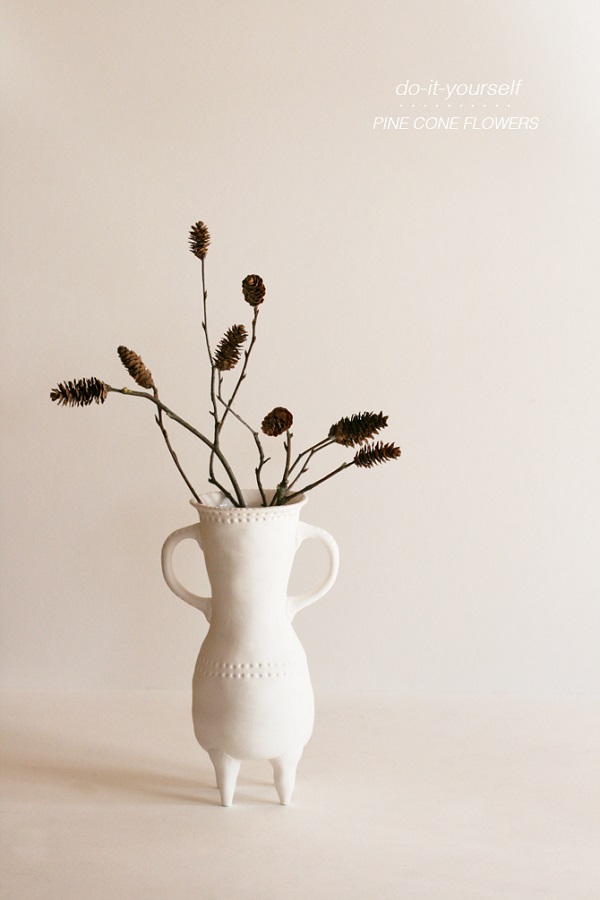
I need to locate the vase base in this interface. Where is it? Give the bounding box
[270,745,304,805]
[208,749,241,807]
[208,745,304,806]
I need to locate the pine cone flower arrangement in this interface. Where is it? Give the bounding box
[353,441,402,468]
[262,407,293,437]
[189,221,211,260]
[242,274,266,307]
[213,325,248,371]
[118,346,155,390]
[329,411,388,447]
[50,377,108,407]
[51,218,401,507]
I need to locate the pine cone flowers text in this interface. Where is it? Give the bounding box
[213,325,248,371]
[353,441,401,468]
[50,377,108,407]
[329,411,388,447]
[261,407,293,437]
[189,221,211,260]
[242,274,266,307]
[118,346,155,390]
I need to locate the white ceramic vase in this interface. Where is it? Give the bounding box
[161,490,339,806]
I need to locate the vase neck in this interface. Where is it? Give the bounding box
[198,514,300,617]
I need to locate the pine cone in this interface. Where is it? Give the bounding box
[50,377,108,407]
[242,274,266,307]
[329,411,388,447]
[189,221,211,260]
[353,441,401,468]
[261,407,293,436]
[213,324,248,371]
[117,346,155,390]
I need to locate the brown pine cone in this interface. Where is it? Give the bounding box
[329,411,388,447]
[353,441,401,468]
[189,221,211,260]
[50,377,108,407]
[213,324,248,371]
[242,274,266,306]
[117,346,155,390]
[261,407,293,436]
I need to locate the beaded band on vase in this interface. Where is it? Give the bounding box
[196,506,301,524]
[196,658,307,679]
[193,492,306,524]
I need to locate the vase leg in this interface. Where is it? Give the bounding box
[208,749,241,807]
[270,746,304,806]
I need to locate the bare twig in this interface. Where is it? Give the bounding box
[221,306,260,423]
[217,385,269,505]
[153,393,201,503]
[210,305,260,503]
[200,257,212,363]
[197,257,245,505]
[107,385,244,507]
[286,437,336,490]
[283,460,355,503]
[270,431,294,505]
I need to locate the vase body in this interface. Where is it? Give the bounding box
[161,490,339,805]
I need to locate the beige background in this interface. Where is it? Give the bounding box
[1,0,599,694]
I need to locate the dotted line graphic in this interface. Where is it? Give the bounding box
[398,104,512,108]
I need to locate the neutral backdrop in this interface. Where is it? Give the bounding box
[1,0,599,695]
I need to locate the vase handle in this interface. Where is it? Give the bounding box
[161,524,212,622]
[287,522,340,619]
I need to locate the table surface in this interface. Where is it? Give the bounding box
[1,690,599,899]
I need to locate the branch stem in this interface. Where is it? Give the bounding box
[283,460,355,504]
[270,431,293,505]
[221,306,259,427]
[210,306,260,503]
[217,386,269,505]
[201,257,212,361]
[199,257,244,505]
[107,385,244,506]
[153,389,201,502]
[288,437,335,478]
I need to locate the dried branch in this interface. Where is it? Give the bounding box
[107,384,244,506]
[217,383,269,506]
[154,397,201,503]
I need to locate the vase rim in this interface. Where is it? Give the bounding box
[190,489,307,512]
